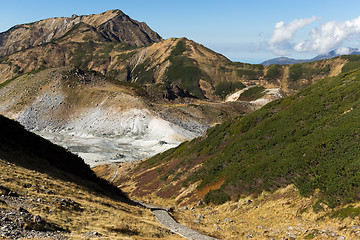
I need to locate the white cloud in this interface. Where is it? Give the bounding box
[297,17,360,53]
[335,47,352,55]
[269,17,319,55]
[269,16,360,56]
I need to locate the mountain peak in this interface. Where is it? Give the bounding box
[0,10,162,57]
[106,9,124,15]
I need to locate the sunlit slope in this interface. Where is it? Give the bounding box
[131,67,360,208]
[2,34,358,102]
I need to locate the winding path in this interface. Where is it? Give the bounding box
[108,166,217,239]
[108,163,118,183]
[135,201,218,240]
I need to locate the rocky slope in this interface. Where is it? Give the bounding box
[0,115,177,239]
[0,9,161,57]
[0,67,252,166]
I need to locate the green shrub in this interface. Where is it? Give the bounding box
[131,60,154,84]
[162,38,215,99]
[215,81,245,99]
[239,86,265,101]
[203,189,230,205]
[331,206,360,220]
[71,41,96,69]
[304,233,315,239]
[288,64,303,82]
[236,69,262,79]
[170,38,186,57]
[167,55,204,99]
[341,55,360,62]
[342,61,360,73]
[143,66,360,208]
[167,38,208,98]
[265,65,281,79]
[289,63,331,82]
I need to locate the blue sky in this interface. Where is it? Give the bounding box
[1,0,360,63]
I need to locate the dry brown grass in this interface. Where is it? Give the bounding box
[94,157,360,239]
[113,175,360,240]
[0,158,182,239]
[169,185,360,239]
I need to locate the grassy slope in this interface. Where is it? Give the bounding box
[0,115,127,200]
[137,67,360,208]
[0,115,175,239]
[0,159,174,239]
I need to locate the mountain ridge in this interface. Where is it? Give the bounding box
[2,9,360,239]
[2,10,360,166]
[123,67,360,207]
[0,9,162,57]
[111,66,360,239]
[262,48,360,65]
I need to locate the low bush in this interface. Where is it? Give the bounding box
[238,86,265,101]
[265,65,281,80]
[166,39,207,99]
[144,67,360,207]
[215,81,245,99]
[204,189,231,205]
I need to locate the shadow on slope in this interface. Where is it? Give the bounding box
[0,115,130,203]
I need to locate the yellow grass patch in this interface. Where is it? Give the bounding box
[0,159,182,239]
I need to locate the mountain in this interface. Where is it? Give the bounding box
[0,36,352,101]
[311,48,360,61]
[0,10,356,102]
[116,66,360,238]
[0,67,255,167]
[0,10,256,166]
[2,10,360,167]
[2,9,360,239]
[262,47,360,65]
[261,56,308,65]
[0,115,174,239]
[0,9,161,57]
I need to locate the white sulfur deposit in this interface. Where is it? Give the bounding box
[15,91,200,167]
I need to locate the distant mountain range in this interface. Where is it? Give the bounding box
[262,48,360,65]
